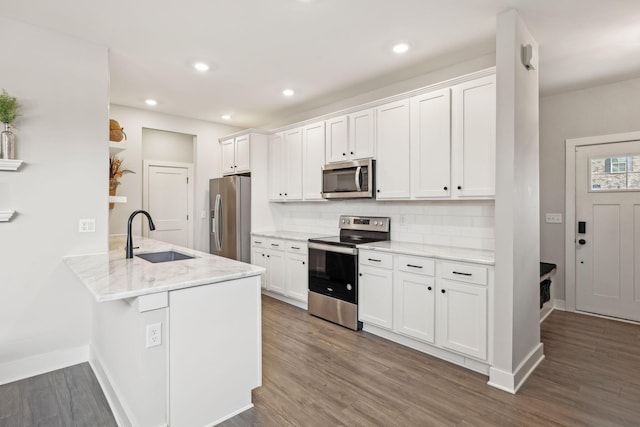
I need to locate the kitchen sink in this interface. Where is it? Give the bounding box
[135,250,195,263]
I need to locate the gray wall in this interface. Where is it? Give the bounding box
[142,128,194,164]
[540,76,640,303]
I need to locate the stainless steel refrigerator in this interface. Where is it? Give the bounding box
[209,176,251,262]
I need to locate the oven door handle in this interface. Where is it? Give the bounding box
[308,242,358,255]
[355,166,362,192]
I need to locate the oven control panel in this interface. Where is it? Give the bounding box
[339,215,390,232]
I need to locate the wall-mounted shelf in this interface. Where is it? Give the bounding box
[0,159,24,171]
[109,196,127,204]
[0,210,16,222]
[109,142,126,155]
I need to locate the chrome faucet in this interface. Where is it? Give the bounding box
[126,210,156,259]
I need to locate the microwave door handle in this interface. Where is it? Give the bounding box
[355,166,362,192]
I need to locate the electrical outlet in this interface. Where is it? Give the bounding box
[545,213,563,224]
[146,322,162,348]
[78,218,96,233]
[399,215,405,225]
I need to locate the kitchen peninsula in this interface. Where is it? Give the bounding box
[64,235,265,427]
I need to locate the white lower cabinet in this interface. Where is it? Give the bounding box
[252,235,309,304]
[359,250,491,370]
[265,241,285,294]
[395,271,435,344]
[358,264,394,329]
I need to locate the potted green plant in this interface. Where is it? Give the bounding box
[0,89,20,160]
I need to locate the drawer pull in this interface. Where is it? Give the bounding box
[453,271,472,276]
[271,243,280,247]
[254,240,262,244]
[406,264,423,269]
[291,246,301,250]
[368,258,382,262]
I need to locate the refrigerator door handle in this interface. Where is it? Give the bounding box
[214,193,223,251]
[211,210,215,235]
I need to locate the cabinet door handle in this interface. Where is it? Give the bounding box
[350,151,354,155]
[428,286,432,291]
[302,261,306,265]
[267,255,270,258]
[368,258,381,262]
[443,186,448,191]
[457,186,462,190]
[406,264,423,269]
[453,271,472,276]
[441,289,446,294]
[291,246,301,250]
[359,273,362,277]
[261,254,265,257]
[254,241,262,244]
[271,243,280,247]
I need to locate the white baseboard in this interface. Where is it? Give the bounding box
[487,342,544,394]
[89,347,133,427]
[261,290,307,310]
[0,345,89,386]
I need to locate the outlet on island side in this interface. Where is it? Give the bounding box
[146,322,162,348]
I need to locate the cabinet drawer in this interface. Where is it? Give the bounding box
[441,262,487,286]
[267,239,285,250]
[285,240,307,254]
[398,255,435,276]
[359,251,393,269]
[251,236,267,247]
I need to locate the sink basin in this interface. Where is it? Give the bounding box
[136,250,195,263]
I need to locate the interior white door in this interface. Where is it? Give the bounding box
[147,165,190,247]
[575,141,640,321]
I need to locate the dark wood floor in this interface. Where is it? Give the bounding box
[221,296,640,427]
[0,362,116,427]
[3,297,639,426]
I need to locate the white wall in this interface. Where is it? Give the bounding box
[540,76,640,303]
[490,10,542,393]
[0,17,108,382]
[108,105,240,252]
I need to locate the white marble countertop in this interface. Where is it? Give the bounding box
[64,235,265,302]
[357,241,495,265]
[251,230,334,242]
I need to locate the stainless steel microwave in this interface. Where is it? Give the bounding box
[321,158,375,199]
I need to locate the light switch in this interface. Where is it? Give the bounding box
[79,218,96,232]
[545,213,562,224]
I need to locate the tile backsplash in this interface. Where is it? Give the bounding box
[268,199,495,251]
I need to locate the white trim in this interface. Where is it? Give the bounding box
[90,346,133,427]
[0,345,89,386]
[565,131,640,313]
[488,343,544,394]
[206,403,254,427]
[143,160,195,249]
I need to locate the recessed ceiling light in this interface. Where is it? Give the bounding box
[282,89,295,97]
[145,99,157,106]
[392,42,410,54]
[194,62,210,72]
[221,114,231,120]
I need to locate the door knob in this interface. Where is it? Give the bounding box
[578,239,586,245]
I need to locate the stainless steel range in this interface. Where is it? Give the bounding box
[307,215,391,330]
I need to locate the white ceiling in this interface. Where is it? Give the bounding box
[2,0,640,128]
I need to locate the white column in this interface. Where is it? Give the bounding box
[490,9,544,393]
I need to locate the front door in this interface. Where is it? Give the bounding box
[146,164,190,247]
[575,141,640,321]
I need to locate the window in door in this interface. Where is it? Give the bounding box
[589,155,640,191]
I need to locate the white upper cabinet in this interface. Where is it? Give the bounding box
[284,127,303,201]
[268,128,303,201]
[325,108,376,163]
[221,134,251,175]
[325,115,349,163]
[268,133,284,201]
[375,99,411,199]
[451,74,496,198]
[410,88,452,198]
[302,121,325,201]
